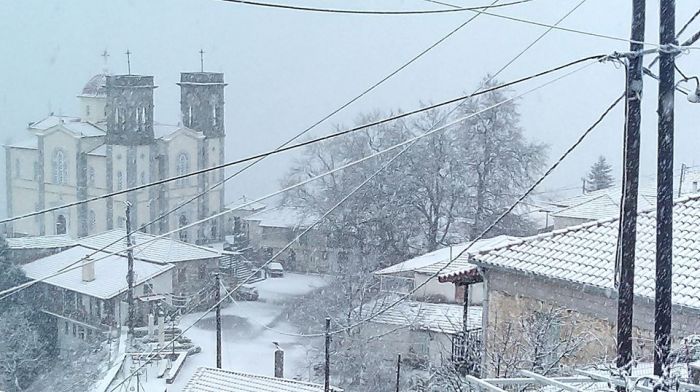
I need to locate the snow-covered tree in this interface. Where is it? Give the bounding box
[284,77,547,267]
[586,155,614,191]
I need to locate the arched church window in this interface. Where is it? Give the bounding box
[56,214,67,235]
[176,152,189,187]
[89,210,96,231]
[179,214,189,242]
[88,166,96,186]
[53,149,67,184]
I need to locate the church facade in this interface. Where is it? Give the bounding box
[4,71,227,243]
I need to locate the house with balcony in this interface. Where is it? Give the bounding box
[441,193,700,377]
[22,245,173,350]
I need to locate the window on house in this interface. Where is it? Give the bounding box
[140,171,146,185]
[86,105,90,116]
[117,216,126,228]
[176,152,189,186]
[56,214,67,235]
[14,158,20,178]
[178,267,187,283]
[143,281,153,296]
[72,324,77,337]
[89,210,96,231]
[53,149,67,184]
[64,321,69,335]
[198,264,207,279]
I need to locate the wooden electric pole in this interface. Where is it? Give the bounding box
[324,317,331,392]
[395,353,401,392]
[125,202,135,343]
[655,0,675,378]
[617,0,645,375]
[215,273,222,369]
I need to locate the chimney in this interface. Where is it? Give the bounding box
[274,346,284,378]
[81,258,95,282]
[693,181,698,193]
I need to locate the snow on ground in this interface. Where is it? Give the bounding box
[134,273,328,391]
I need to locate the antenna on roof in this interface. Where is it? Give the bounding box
[199,49,205,72]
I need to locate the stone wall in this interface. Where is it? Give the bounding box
[481,267,700,376]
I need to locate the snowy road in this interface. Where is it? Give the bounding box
[139,273,328,391]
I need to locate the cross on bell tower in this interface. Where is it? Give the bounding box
[125,49,132,75]
[101,50,110,73]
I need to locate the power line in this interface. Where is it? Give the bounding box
[24,0,504,293]
[0,55,604,227]
[423,0,700,50]
[106,62,594,392]
[215,0,532,15]
[2,57,602,303]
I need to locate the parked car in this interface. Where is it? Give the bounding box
[233,285,259,301]
[267,262,284,278]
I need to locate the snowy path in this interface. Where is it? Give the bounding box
[138,273,328,391]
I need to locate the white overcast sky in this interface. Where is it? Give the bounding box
[0,0,699,214]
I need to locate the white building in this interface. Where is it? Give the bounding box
[375,235,517,304]
[4,71,228,244]
[183,367,343,392]
[22,245,173,350]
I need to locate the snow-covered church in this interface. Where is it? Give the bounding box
[4,71,227,243]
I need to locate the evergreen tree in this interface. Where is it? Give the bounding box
[586,155,614,191]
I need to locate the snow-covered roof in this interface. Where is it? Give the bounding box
[463,194,700,310]
[226,199,266,212]
[376,235,517,277]
[244,206,317,229]
[78,229,222,264]
[6,234,76,249]
[79,73,107,97]
[22,245,173,300]
[29,115,81,131]
[182,367,343,392]
[549,185,657,221]
[5,137,38,150]
[154,123,203,140]
[359,298,482,335]
[87,144,107,156]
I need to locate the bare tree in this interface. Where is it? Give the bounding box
[0,308,47,391]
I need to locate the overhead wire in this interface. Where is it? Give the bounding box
[10,0,506,301]
[107,60,601,391]
[214,0,531,15]
[0,55,605,227]
[422,0,700,50]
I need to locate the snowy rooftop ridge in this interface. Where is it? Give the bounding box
[22,245,173,299]
[182,367,343,392]
[243,206,318,229]
[78,229,221,264]
[375,235,517,276]
[359,298,481,335]
[6,234,76,249]
[460,193,700,309]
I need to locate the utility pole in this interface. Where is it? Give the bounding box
[215,273,222,369]
[324,317,331,392]
[655,0,675,378]
[125,202,135,344]
[617,0,645,377]
[395,353,401,392]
